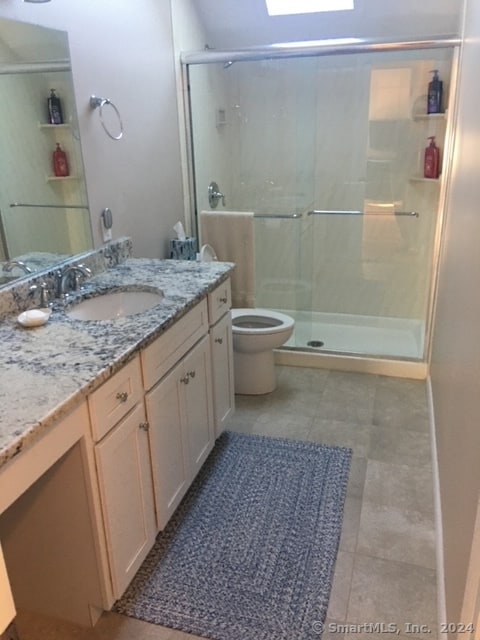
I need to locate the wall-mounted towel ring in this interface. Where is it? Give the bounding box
[90,95,124,140]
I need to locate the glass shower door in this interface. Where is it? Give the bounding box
[187,45,455,361]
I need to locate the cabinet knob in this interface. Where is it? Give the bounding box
[180,375,190,384]
[139,421,150,431]
[215,337,223,344]
[188,370,196,379]
[219,296,228,304]
[116,391,129,402]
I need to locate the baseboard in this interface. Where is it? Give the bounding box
[426,376,447,630]
[275,349,428,380]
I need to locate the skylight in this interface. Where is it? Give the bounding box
[265,0,354,16]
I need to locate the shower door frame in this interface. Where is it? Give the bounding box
[181,35,462,373]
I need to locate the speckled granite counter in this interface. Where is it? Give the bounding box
[0,257,234,470]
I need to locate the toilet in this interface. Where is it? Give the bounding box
[195,232,295,395]
[231,308,294,395]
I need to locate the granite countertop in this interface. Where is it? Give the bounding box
[0,258,234,469]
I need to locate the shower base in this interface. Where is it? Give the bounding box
[274,309,427,379]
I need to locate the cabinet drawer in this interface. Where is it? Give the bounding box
[207,279,231,326]
[88,356,143,442]
[141,299,208,391]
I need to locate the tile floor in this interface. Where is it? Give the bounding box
[15,367,437,640]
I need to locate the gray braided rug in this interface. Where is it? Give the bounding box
[114,430,352,640]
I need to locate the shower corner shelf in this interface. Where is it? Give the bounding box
[38,122,72,130]
[412,112,447,121]
[409,175,441,183]
[46,175,79,183]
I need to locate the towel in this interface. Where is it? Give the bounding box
[199,210,255,308]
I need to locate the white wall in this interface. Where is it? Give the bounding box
[0,0,184,259]
[430,0,480,627]
[193,0,463,49]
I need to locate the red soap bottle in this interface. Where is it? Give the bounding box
[52,143,69,177]
[424,136,440,179]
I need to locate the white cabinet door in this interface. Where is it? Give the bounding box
[145,335,214,531]
[95,403,156,599]
[145,360,190,531]
[183,335,215,478]
[210,312,235,437]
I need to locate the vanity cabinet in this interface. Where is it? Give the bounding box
[208,280,235,437]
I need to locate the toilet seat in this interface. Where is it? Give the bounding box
[231,309,294,335]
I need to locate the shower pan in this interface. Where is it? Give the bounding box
[182,36,460,373]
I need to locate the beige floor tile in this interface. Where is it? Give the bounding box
[264,386,323,418]
[327,551,355,621]
[316,371,377,424]
[339,496,362,553]
[308,418,372,458]
[363,460,435,516]
[248,411,313,439]
[373,376,429,432]
[368,424,432,467]
[321,618,346,639]
[347,554,437,640]
[276,364,330,392]
[356,501,436,569]
[345,456,367,500]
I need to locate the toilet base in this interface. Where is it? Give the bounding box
[233,350,277,395]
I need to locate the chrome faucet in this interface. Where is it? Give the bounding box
[4,260,33,274]
[57,264,93,297]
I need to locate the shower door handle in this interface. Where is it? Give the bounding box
[208,181,226,208]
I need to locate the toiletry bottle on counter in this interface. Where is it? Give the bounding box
[52,143,69,177]
[47,89,63,124]
[427,70,443,114]
[424,136,440,179]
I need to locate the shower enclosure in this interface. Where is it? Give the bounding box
[182,37,459,365]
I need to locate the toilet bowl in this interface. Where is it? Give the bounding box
[231,308,295,395]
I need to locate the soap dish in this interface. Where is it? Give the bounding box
[17,308,52,328]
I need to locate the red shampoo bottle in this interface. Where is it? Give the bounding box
[52,143,69,177]
[424,136,440,179]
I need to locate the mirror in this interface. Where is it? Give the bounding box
[0,18,93,287]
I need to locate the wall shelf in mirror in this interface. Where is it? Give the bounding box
[0,17,93,275]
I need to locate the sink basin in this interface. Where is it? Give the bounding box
[66,289,163,321]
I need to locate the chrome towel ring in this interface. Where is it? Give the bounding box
[90,95,124,140]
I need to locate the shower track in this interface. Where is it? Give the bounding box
[181,35,461,65]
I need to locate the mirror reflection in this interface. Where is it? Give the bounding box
[0,18,93,287]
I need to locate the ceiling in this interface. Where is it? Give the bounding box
[192,0,464,49]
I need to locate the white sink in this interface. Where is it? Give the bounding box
[66,289,163,321]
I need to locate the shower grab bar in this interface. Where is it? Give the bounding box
[307,210,419,218]
[254,213,302,219]
[10,203,89,210]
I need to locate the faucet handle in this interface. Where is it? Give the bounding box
[29,281,52,308]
